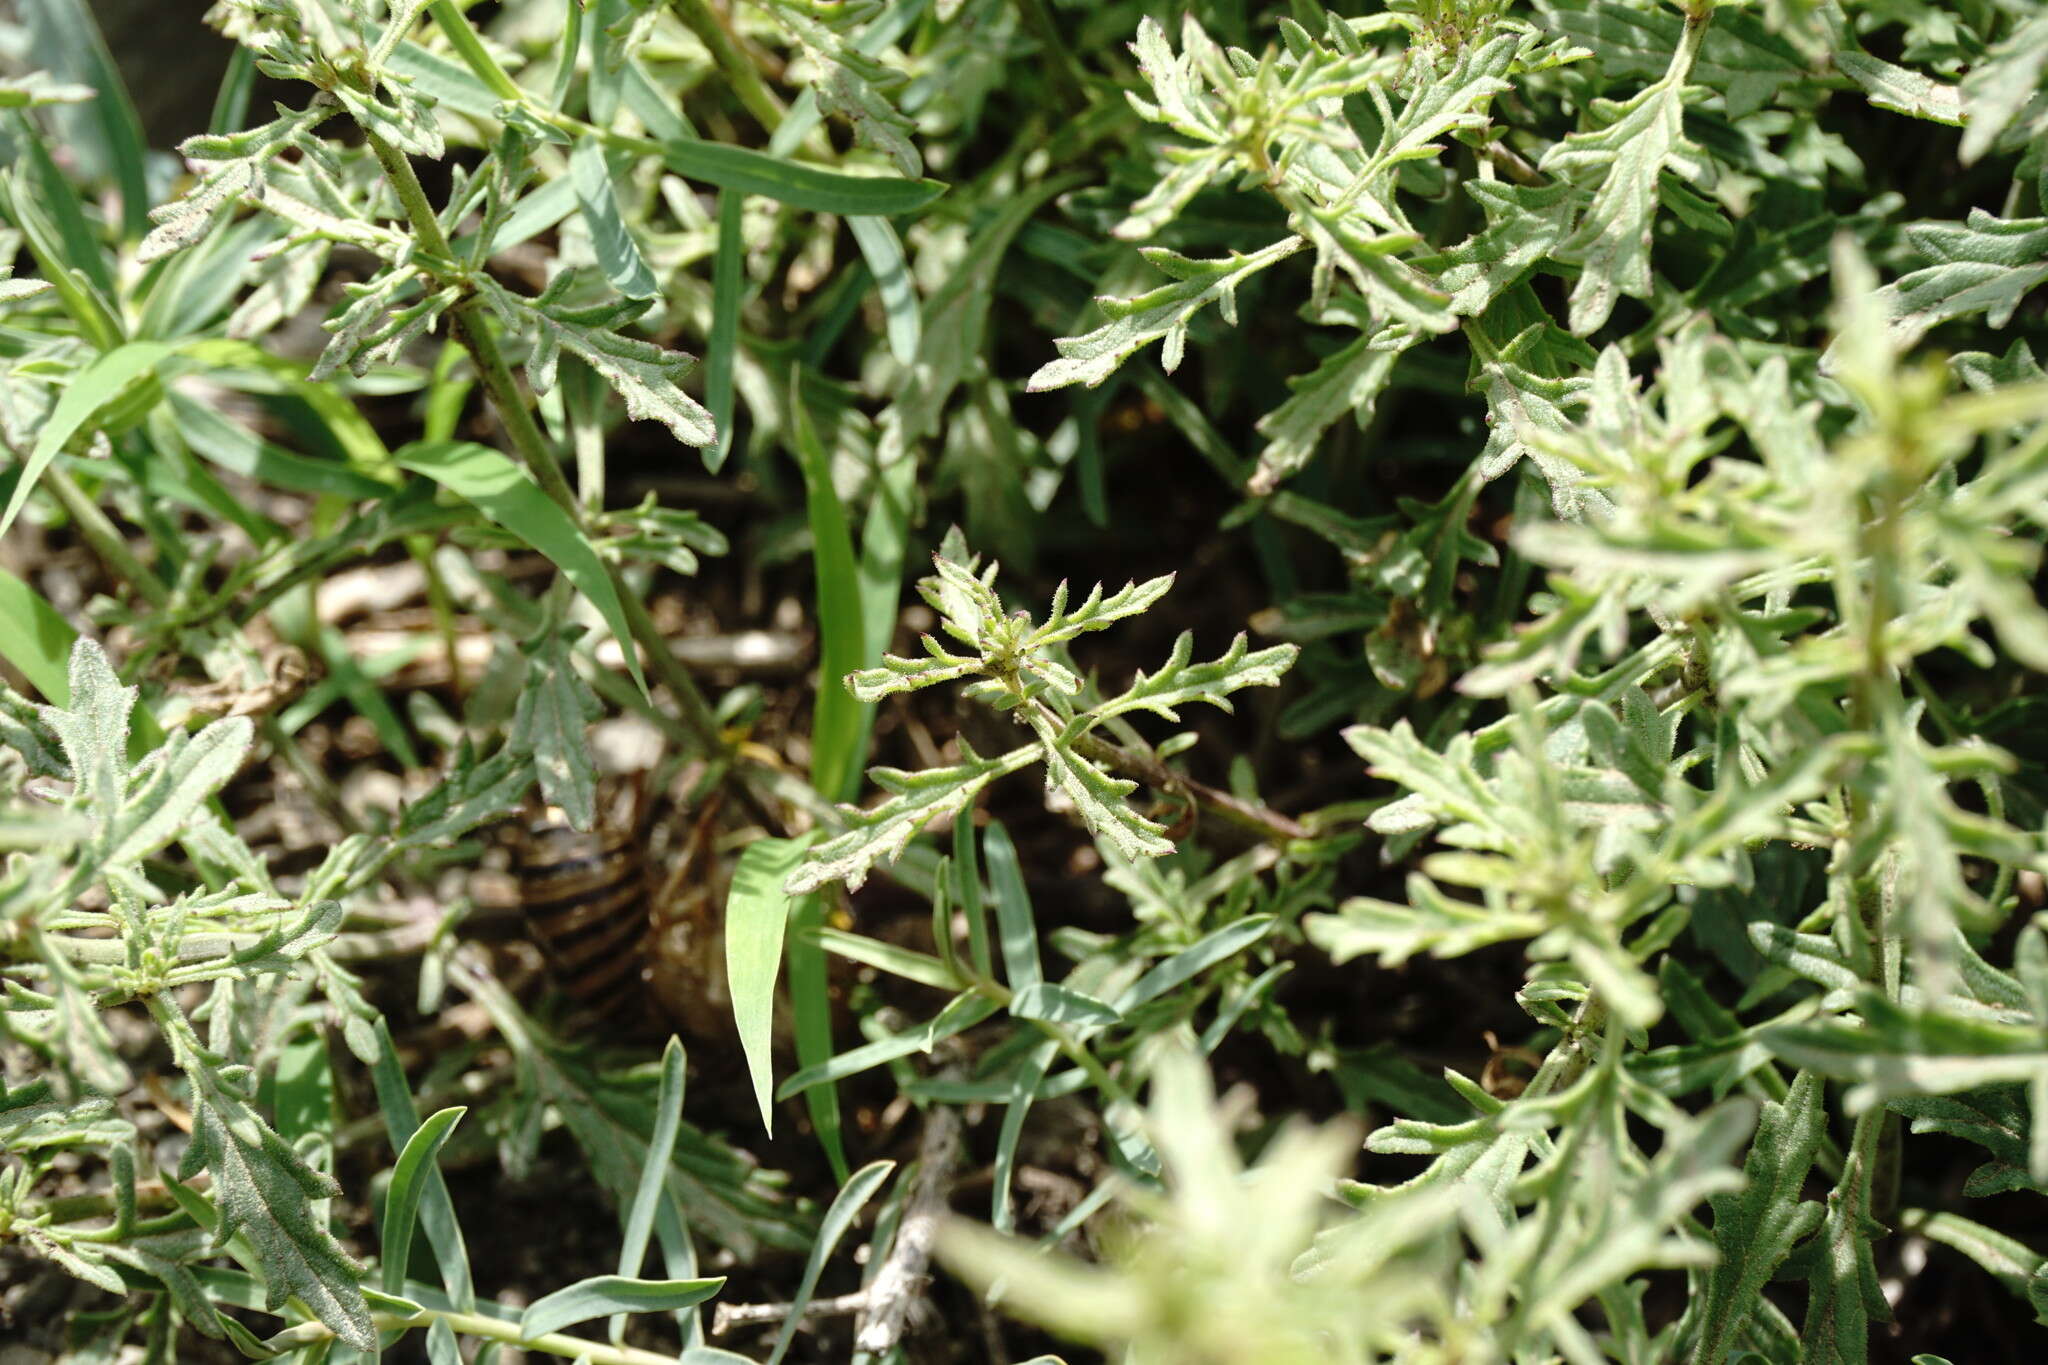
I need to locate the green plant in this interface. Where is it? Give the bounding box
[5,0,2048,1360]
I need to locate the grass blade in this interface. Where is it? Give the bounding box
[369,1023,474,1309]
[519,1275,725,1341]
[789,374,870,804]
[983,821,1041,993]
[726,837,813,1135]
[1114,915,1277,1013]
[848,216,920,366]
[705,190,744,473]
[0,567,81,704]
[394,440,647,697]
[613,1038,687,1342]
[570,138,658,301]
[788,890,847,1182]
[993,1039,1058,1234]
[955,813,993,979]
[3,341,175,542]
[19,0,149,242]
[660,139,945,216]
[380,1107,466,1296]
[767,1161,896,1365]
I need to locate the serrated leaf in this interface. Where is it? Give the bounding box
[787,743,1036,894]
[507,635,602,830]
[1693,1070,1827,1365]
[1871,211,2048,350]
[181,1086,373,1349]
[1249,328,1412,494]
[1025,710,1172,860]
[476,275,713,447]
[1027,572,1177,651]
[1834,48,1963,126]
[1097,632,1297,722]
[1959,13,2048,164]
[1027,238,1304,391]
[1541,55,1698,335]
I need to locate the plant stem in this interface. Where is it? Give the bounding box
[670,0,788,133]
[1070,730,1307,849]
[360,130,744,783]
[45,466,170,609]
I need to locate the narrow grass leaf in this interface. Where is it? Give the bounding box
[369,1021,474,1308]
[994,1040,1059,1233]
[727,837,813,1135]
[982,821,1042,993]
[519,1275,725,1341]
[0,568,79,705]
[660,139,944,215]
[767,1160,896,1365]
[704,190,744,472]
[19,0,148,241]
[5,341,176,542]
[380,1107,466,1295]
[776,993,1001,1098]
[790,373,870,803]
[1115,916,1277,1013]
[955,813,993,979]
[613,1038,686,1341]
[788,890,848,1182]
[811,927,962,991]
[394,441,646,697]
[849,215,920,365]
[1010,983,1121,1029]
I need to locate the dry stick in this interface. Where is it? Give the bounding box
[709,1093,966,1349]
[855,1097,965,1354]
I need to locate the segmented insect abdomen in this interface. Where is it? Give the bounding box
[513,821,652,1013]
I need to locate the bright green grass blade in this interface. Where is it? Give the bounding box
[726,836,813,1135]
[519,1276,725,1342]
[380,1107,466,1296]
[14,127,118,300]
[982,821,1041,993]
[260,1029,334,1148]
[0,567,81,705]
[787,890,847,1182]
[394,440,647,698]
[369,1021,475,1309]
[208,44,257,135]
[993,1039,1058,1234]
[612,1038,686,1343]
[660,139,945,216]
[848,215,920,365]
[704,190,744,473]
[811,927,961,990]
[954,814,993,979]
[775,993,1001,1098]
[858,445,916,663]
[1114,915,1277,1013]
[1,341,174,542]
[315,625,421,770]
[789,375,870,805]
[766,1160,896,1365]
